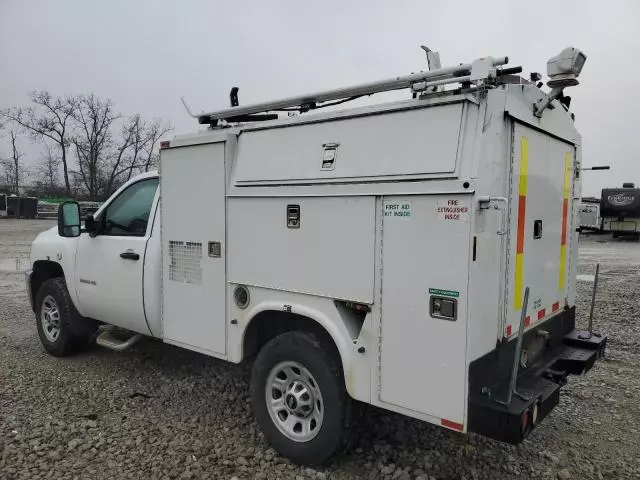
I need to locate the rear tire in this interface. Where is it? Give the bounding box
[35,278,93,357]
[250,331,352,465]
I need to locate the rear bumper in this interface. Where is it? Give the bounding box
[468,307,606,444]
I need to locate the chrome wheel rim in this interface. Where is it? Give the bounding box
[265,361,324,442]
[41,295,61,342]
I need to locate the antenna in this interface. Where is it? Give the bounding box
[181,96,198,118]
[420,45,442,71]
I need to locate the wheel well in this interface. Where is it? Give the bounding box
[30,260,64,311]
[243,311,341,364]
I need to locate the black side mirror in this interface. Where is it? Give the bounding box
[58,201,81,238]
[84,214,98,237]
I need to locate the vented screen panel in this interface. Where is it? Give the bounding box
[168,241,203,285]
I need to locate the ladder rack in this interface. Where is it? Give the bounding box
[188,55,510,125]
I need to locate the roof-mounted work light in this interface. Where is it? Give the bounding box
[534,47,586,117]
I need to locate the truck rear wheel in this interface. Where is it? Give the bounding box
[35,278,92,357]
[250,331,352,465]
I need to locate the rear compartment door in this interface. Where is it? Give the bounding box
[504,123,575,338]
[379,194,471,425]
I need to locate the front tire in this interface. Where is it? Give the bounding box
[250,331,352,465]
[35,278,91,357]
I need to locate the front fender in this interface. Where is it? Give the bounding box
[29,227,81,314]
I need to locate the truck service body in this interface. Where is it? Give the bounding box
[27,48,605,463]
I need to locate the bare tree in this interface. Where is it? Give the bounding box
[142,119,172,172]
[36,145,61,194]
[0,91,78,196]
[103,117,171,196]
[10,131,23,193]
[72,94,119,200]
[0,131,25,194]
[104,114,141,195]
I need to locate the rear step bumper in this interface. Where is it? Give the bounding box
[467,308,606,444]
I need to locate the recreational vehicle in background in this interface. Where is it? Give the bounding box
[601,183,640,239]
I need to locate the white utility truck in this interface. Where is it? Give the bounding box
[27,47,606,464]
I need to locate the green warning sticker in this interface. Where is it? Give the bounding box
[428,288,459,298]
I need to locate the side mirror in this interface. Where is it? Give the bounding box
[58,201,81,238]
[84,214,98,237]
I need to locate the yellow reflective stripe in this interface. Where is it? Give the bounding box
[514,253,524,310]
[519,137,529,196]
[559,152,572,291]
[558,245,567,291]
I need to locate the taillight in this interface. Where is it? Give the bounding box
[520,409,531,437]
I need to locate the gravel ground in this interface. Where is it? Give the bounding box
[1,219,639,480]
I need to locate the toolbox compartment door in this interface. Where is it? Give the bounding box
[379,194,471,424]
[503,123,576,339]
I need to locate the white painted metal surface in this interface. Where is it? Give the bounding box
[379,194,471,423]
[143,201,162,336]
[233,104,464,184]
[228,196,376,303]
[503,124,575,339]
[160,143,227,355]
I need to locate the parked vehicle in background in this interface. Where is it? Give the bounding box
[25,46,606,464]
[601,183,640,239]
[579,198,602,232]
[7,195,20,218]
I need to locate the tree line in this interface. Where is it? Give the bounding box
[0,91,171,201]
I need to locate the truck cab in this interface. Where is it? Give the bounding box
[28,171,162,351]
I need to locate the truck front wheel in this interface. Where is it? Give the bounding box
[250,331,352,465]
[35,278,92,357]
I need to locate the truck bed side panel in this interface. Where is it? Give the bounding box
[227,196,375,303]
[160,143,227,355]
[233,104,464,184]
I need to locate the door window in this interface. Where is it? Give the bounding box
[102,178,159,236]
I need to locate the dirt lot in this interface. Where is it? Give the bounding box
[1,219,639,480]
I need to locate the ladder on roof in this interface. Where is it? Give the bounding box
[184,52,514,126]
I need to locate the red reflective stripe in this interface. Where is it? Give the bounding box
[561,200,568,246]
[552,302,560,312]
[517,196,527,253]
[524,316,531,327]
[506,325,512,337]
[441,418,464,431]
[537,309,546,320]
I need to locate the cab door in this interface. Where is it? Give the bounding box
[74,177,159,334]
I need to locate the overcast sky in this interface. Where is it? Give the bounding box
[1,0,638,196]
